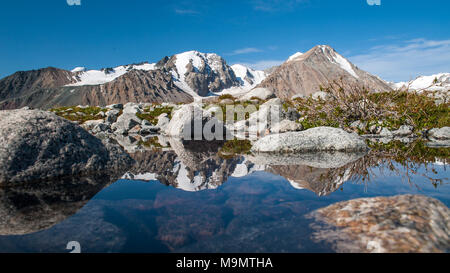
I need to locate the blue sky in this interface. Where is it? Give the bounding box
[0,0,449,81]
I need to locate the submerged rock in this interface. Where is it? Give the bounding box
[251,127,368,153]
[307,195,450,253]
[0,109,133,184]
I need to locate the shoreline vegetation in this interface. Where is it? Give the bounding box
[48,81,449,148]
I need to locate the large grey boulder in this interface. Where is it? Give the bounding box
[0,109,134,184]
[111,112,141,134]
[252,126,368,153]
[165,104,228,140]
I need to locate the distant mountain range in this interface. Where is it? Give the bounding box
[389,73,450,92]
[0,45,447,110]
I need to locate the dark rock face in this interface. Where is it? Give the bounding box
[0,109,134,184]
[74,69,194,106]
[160,52,241,96]
[0,69,194,110]
[0,67,74,102]
[307,195,450,253]
[257,45,392,99]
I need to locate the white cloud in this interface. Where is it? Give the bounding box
[238,60,284,70]
[349,38,450,82]
[228,48,263,56]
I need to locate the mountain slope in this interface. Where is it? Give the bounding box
[257,45,392,99]
[0,51,267,109]
[156,51,241,97]
[0,68,193,109]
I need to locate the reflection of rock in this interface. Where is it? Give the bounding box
[0,109,133,184]
[266,165,351,196]
[0,173,118,235]
[247,151,366,169]
[124,138,242,191]
[124,149,179,186]
[307,195,450,253]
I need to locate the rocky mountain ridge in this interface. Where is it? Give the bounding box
[1,46,446,110]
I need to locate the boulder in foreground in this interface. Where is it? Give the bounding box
[307,195,450,253]
[0,109,134,184]
[251,126,368,153]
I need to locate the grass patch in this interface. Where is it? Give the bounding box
[292,80,449,133]
[218,139,252,159]
[50,106,107,123]
[368,139,450,164]
[206,101,261,123]
[138,136,163,149]
[136,106,174,125]
[218,94,236,101]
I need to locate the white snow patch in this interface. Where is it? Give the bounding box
[287,52,304,62]
[121,172,158,181]
[71,67,86,73]
[66,63,156,86]
[392,73,450,91]
[333,53,359,78]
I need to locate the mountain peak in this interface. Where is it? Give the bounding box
[257,45,392,98]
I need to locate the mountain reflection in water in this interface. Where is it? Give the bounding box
[0,138,448,253]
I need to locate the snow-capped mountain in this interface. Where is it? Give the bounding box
[67,62,156,86]
[66,50,266,99]
[257,45,392,99]
[391,73,450,91]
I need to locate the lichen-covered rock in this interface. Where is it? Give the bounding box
[307,195,450,253]
[252,127,368,153]
[0,109,134,184]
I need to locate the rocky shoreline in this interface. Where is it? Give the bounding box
[0,101,448,253]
